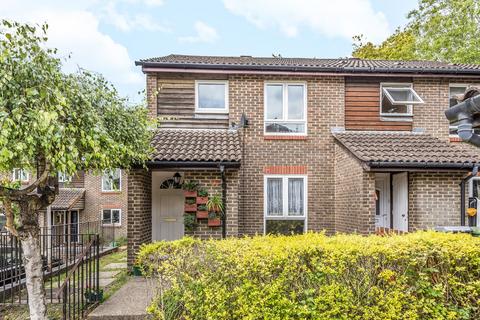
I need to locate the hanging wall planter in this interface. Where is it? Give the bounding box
[185,198,197,212]
[183,180,198,197]
[208,218,221,227]
[197,204,208,219]
[197,188,209,204]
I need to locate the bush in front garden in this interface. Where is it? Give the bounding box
[137,232,480,320]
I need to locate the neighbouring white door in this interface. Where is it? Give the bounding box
[152,190,185,241]
[392,172,408,232]
[375,173,390,228]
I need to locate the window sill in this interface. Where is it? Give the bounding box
[264,135,308,140]
[194,109,229,114]
[380,116,413,122]
[101,191,122,195]
[102,224,122,227]
[449,136,463,142]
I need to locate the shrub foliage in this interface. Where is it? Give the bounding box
[137,232,480,319]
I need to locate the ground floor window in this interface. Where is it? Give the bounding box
[102,209,121,226]
[264,175,307,235]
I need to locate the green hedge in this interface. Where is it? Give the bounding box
[137,232,480,320]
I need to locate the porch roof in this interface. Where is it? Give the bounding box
[150,128,242,163]
[333,131,480,170]
[51,188,85,210]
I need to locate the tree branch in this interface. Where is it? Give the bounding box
[2,198,18,236]
[0,162,50,198]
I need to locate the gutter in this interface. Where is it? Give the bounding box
[367,161,476,170]
[136,61,480,76]
[144,160,241,169]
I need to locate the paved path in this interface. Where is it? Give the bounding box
[87,277,154,320]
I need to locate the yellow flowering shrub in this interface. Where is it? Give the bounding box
[137,232,480,320]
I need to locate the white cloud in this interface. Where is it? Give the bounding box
[0,0,145,99]
[223,0,389,42]
[101,1,170,32]
[179,21,219,43]
[144,0,164,6]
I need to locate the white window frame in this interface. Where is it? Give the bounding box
[264,82,308,136]
[101,169,122,192]
[12,168,29,182]
[449,83,471,136]
[263,175,308,234]
[101,208,122,226]
[380,83,421,117]
[195,80,229,114]
[58,172,72,183]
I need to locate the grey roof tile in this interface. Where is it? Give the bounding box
[333,131,479,166]
[137,54,480,75]
[151,128,241,162]
[51,188,85,210]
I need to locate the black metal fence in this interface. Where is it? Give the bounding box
[0,221,115,319]
[42,220,120,252]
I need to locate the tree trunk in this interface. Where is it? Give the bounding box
[20,231,47,320]
[18,201,47,320]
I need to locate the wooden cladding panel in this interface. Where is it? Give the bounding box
[157,79,195,117]
[155,75,229,129]
[345,78,412,131]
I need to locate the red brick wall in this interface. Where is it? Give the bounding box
[183,169,239,238]
[127,169,152,266]
[146,73,158,119]
[334,143,376,234]
[82,171,128,237]
[409,172,465,230]
[228,74,345,235]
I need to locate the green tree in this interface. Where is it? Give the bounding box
[352,0,480,64]
[352,28,417,60]
[0,20,152,319]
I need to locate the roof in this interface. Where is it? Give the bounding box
[150,129,242,163]
[333,131,480,169]
[51,188,85,210]
[136,54,480,76]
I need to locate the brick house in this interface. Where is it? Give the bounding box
[4,169,129,238]
[125,55,480,265]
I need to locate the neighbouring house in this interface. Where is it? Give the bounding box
[121,55,480,264]
[1,168,128,238]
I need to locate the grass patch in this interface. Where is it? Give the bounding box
[0,304,63,320]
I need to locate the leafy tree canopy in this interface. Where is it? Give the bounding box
[0,20,153,179]
[352,0,480,64]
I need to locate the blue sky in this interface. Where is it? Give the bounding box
[1,0,418,101]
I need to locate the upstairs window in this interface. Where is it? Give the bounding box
[380,83,423,117]
[58,172,72,183]
[12,168,29,182]
[265,83,306,135]
[195,80,228,113]
[448,84,480,136]
[102,169,121,192]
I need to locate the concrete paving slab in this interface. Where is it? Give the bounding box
[99,278,115,287]
[87,277,154,320]
[103,262,127,270]
[99,271,120,278]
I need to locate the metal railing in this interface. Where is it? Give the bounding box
[0,223,111,319]
[41,220,119,252]
[57,235,100,320]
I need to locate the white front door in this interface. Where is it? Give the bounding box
[152,190,185,241]
[392,172,408,232]
[375,173,390,228]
